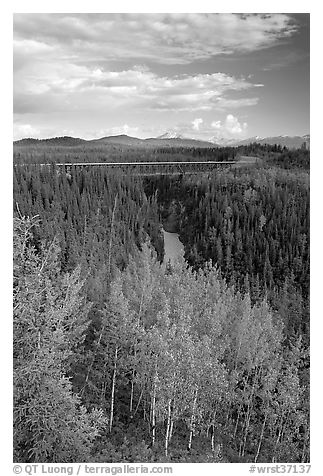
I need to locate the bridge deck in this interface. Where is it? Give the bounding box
[42,161,237,166]
[15,159,259,174]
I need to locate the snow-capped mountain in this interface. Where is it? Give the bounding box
[14,133,310,150]
[209,135,266,147]
[209,137,241,147]
[157,131,186,140]
[210,134,310,149]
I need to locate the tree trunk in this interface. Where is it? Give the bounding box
[169,419,174,442]
[235,337,243,371]
[211,411,216,453]
[100,352,109,404]
[254,412,267,463]
[82,215,87,256]
[130,292,143,414]
[301,425,309,463]
[241,367,261,457]
[144,397,149,433]
[151,370,157,446]
[165,399,172,457]
[109,346,118,433]
[107,195,118,277]
[234,406,242,439]
[130,369,135,414]
[272,415,285,462]
[134,386,144,416]
[188,386,198,451]
[234,369,251,440]
[100,380,107,405]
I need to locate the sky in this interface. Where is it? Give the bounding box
[13,13,310,142]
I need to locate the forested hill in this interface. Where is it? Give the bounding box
[13,147,309,464]
[13,141,237,164]
[145,166,309,340]
[14,133,310,150]
[14,134,216,149]
[14,136,87,146]
[13,139,309,168]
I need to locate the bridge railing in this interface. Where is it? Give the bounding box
[15,159,259,175]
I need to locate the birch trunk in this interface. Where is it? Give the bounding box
[169,419,174,442]
[211,411,216,452]
[272,415,285,462]
[100,353,109,404]
[130,369,135,414]
[151,371,157,446]
[109,346,118,433]
[254,412,267,463]
[134,386,144,416]
[188,387,198,451]
[234,406,242,439]
[130,292,143,414]
[165,399,172,457]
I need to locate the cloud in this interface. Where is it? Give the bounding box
[13,13,301,139]
[96,124,139,138]
[13,123,41,140]
[157,115,248,142]
[192,118,203,131]
[211,114,248,140]
[14,13,297,65]
[14,62,261,115]
[210,97,260,109]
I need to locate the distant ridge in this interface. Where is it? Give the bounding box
[14,136,87,146]
[14,133,310,150]
[210,134,310,149]
[156,131,186,140]
[91,134,145,147]
[14,134,216,149]
[144,137,215,148]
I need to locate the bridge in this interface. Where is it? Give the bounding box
[26,158,259,175]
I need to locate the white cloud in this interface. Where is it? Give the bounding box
[211,114,248,140]
[14,63,261,114]
[211,97,260,109]
[192,118,203,131]
[14,13,297,65]
[96,124,139,138]
[13,13,299,139]
[157,115,248,142]
[211,121,222,130]
[13,124,41,140]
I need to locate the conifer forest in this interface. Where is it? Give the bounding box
[13,143,310,464]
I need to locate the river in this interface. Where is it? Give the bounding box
[162,228,185,265]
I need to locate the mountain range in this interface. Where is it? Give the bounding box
[212,134,310,149]
[14,133,310,150]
